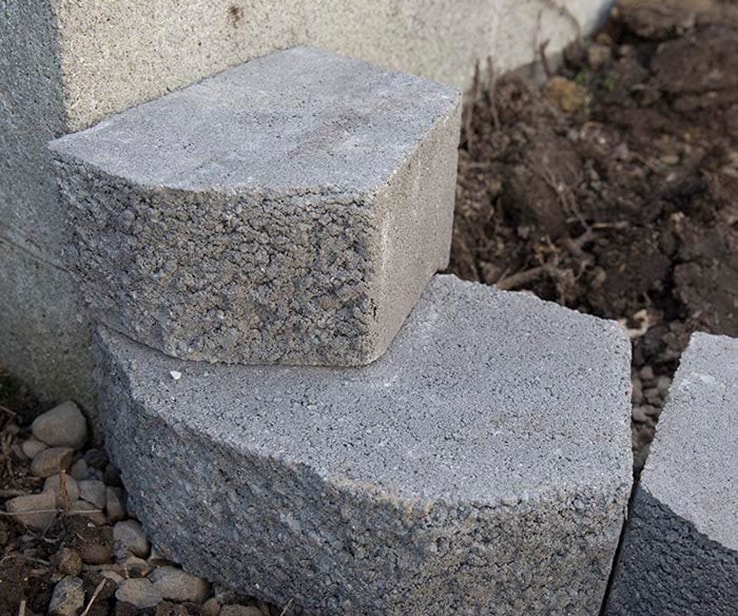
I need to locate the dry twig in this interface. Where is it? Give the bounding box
[80,579,108,616]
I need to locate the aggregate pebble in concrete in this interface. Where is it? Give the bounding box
[51,46,461,367]
[605,332,738,616]
[96,275,632,615]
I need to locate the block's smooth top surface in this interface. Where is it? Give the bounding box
[100,275,632,504]
[50,46,459,194]
[643,332,738,551]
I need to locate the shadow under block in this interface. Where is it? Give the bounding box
[605,332,738,616]
[95,275,633,616]
[50,47,461,367]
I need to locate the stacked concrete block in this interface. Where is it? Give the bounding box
[605,332,738,615]
[95,275,633,616]
[50,47,461,366]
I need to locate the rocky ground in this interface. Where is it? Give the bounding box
[0,390,287,616]
[2,1,738,614]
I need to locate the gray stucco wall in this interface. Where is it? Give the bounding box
[0,2,94,415]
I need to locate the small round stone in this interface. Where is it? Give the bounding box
[5,491,57,530]
[21,437,48,459]
[150,565,210,603]
[120,555,152,578]
[71,500,108,526]
[106,487,126,523]
[639,365,655,382]
[116,578,163,609]
[69,458,89,481]
[31,401,88,450]
[54,547,83,576]
[202,598,222,616]
[113,520,150,558]
[48,576,85,616]
[30,447,75,478]
[79,479,107,509]
[632,406,649,423]
[44,474,81,504]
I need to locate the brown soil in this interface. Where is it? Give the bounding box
[451,0,738,473]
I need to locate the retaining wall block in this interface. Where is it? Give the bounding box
[51,46,461,367]
[95,275,633,615]
[605,332,738,616]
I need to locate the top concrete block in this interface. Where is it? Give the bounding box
[51,47,461,366]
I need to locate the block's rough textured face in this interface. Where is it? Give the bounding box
[51,47,461,366]
[606,332,738,616]
[95,275,632,615]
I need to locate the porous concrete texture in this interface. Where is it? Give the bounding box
[95,275,632,615]
[51,47,461,367]
[605,332,738,616]
[0,1,95,415]
[49,0,610,131]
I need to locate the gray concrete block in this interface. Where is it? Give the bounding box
[95,274,632,615]
[605,332,738,616]
[51,47,461,367]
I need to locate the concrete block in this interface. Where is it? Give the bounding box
[95,274,632,615]
[51,47,461,366]
[605,333,738,616]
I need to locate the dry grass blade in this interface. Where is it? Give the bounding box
[80,579,108,616]
[17,599,26,616]
[0,405,17,416]
[279,598,294,616]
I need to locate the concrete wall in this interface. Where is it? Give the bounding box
[0,2,94,412]
[0,0,611,424]
[53,0,609,131]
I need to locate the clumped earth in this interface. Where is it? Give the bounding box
[451,0,738,472]
[2,1,738,614]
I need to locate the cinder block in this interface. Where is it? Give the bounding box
[95,275,632,615]
[51,47,460,366]
[605,332,738,616]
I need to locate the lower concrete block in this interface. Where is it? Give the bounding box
[605,332,738,616]
[95,275,632,615]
